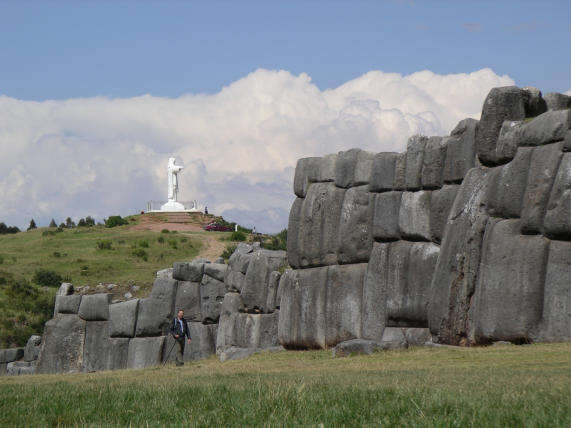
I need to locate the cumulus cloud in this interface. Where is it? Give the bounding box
[0,68,514,232]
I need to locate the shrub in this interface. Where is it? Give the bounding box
[161,229,170,234]
[52,252,61,258]
[138,240,149,248]
[0,222,20,234]
[264,229,287,251]
[168,239,178,249]
[230,231,246,242]
[42,230,55,237]
[97,240,113,250]
[33,269,64,287]
[157,236,165,243]
[105,216,129,228]
[132,249,148,261]
[221,244,237,260]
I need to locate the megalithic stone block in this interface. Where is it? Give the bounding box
[36,314,86,374]
[335,149,375,188]
[421,136,447,189]
[204,263,227,283]
[544,153,571,240]
[286,197,303,269]
[173,261,205,282]
[337,186,373,264]
[55,294,82,315]
[405,135,427,190]
[325,264,366,347]
[109,299,139,337]
[298,182,345,268]
[521,143,563,234]
[430,185,459,244]
[200,275,226,323]
[369,152,399,192]
[427,167,492,344]
[242,250,286,312]
[471,219,549,343]
[78,294,111,321]
[294,157,321,198]
[362,243,390,340]
[135,298,172,336]
[398,191,431,241]
[372,191,402,241]
[278,268,327,349]
[82,321,110,373]
[24,335,41,362]
[174,281,201,322]
[544,92,571,111]
[393,152,407,190]
[127,336,165,369]
[443,118,478,183]
[106,338,130,371]
[533,241,571,342]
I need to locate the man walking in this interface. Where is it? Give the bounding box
[170,309,191,366]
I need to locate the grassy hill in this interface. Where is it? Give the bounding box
[0,343,569,426]
[0,217,228,347]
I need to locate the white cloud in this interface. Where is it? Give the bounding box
[565,89,571,96]
[0,68,514,232]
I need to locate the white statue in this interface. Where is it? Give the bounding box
[161,157,186,212]
[167,157,183,203]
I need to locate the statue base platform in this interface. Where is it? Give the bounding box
[160,201,186,212]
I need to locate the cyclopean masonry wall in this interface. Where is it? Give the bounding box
[281,86,571,348]
[4,85,570,375]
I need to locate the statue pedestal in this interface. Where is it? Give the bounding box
[160,201,186,212]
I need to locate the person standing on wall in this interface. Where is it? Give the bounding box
[170,309,191,366]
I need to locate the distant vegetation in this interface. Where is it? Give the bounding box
[104,215,129,228]
[0,222,20,235]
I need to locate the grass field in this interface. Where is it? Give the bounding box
[0,343,569,427]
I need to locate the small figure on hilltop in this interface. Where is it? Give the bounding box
[204,206,208,215]
[170,309,191,366]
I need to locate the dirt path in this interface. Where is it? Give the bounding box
[129,217,228,262]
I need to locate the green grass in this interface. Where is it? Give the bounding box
[0,343,569,427]
[0,225,202,289]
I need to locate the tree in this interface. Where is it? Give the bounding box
[49,219,57,228]
[65,217,75,228]
[77,218,87,227]
[27,219,37,231]
[0,222,20,234]
[85,216,95,227]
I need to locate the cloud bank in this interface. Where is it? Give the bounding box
[0,68,514,232]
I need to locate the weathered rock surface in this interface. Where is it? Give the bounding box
[24,335,41,362]
[443,119,478,183]
[398,191,431,241]
[173,261,205,282]
[36,314,86,374]
[55,294,82,315]
[200,275,226,323]
[337,186,373,264]
[421,136,447,189]
[405,135,427,190]
[127,337,165,369]
[78,294,111,321]
[430,185,459,243]
[544,153,571,239]
[369,152,399,192]
[109,299,139,337]
[174,281,201,321]
[372,191,402,241]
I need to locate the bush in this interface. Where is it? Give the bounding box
[157,236,165,243]
[0,222,20,234]
[168,239,178,249]
[138,240,149,248]
[221,244,237,260]
[230,231,246,242]
[161,229,170,234]
[97,240,113,250]
[33,269,64,287]
[105,216,129,228]
[264,229,287,251]
[132,249,148,261]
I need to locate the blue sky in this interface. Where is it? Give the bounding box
[0,1,570,232]
[1,1,569,100]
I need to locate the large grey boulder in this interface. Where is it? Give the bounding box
[186,323,218,361]
[362,243,390,341]
[54,294,82,315]
[200,275,226,323]
[174,281,201,321]
[318,153,337,182]
[335,149,374,188]
[430,185,459,243]
[564,131,571,152]
[24,335,41,362]
[398,191,431,241]
[421,136,447,189]
[369,152,399,192]
[265,271,281,312]
[487,147,533,219]
[325,264,366,347]
[225,270,246,293]
[106,338,130,371]
[294,157,321,198]
[393,152,407,190]
[36,314,86,374]
[82,321,110,372]
[405,135,427,190]
[278,268,327,349]
[0,347,24,364]
[216,293,245,353]
[127,337,165,369]
[228,249,253,275]
[544,153,571,239]
[241,250,286,312]
[286,198,303,268]
[520,143,563,234]
[519,109,570,147]
[471,219,549,343]
[173,261,205,282]
[156,268,173,279]
[372,191,402,241]
[476,86,533,165]
[135,298,172,336]
[337,186,373,264]
[78,293,111,321]
[544,92,571,111]
[297,182,345,268]
[6,361,36,376]
[379,327,409,349]
[443,118,478,183]
[495,120,524,162]
[428,167,492,344]
[56,282,74,296]
[150,277,178,313]
[204,263,227,282]
[533,241,571,341]
[109,299,139,337]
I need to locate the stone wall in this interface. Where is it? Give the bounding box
[281,86,571,348]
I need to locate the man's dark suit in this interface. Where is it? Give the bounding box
[170,316,191,365]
